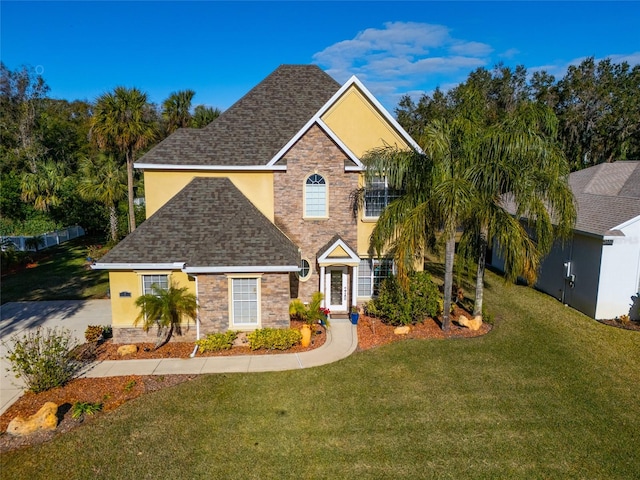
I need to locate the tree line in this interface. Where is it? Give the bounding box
[397,57,640,171]
[0,62,221,243]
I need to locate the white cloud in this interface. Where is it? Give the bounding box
[312,21,493,110]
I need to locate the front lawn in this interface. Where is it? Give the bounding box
[1,270,639,478]
[0,238,109,304]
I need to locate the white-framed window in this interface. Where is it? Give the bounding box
[142,274,169,295]
[358,258,394,297]
[299,258,311,281]
[364,177,401,218]
[230,277,260,327]
[304,173,327,218]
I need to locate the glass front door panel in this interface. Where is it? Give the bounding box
[330,270,342,305]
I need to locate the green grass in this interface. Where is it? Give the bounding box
[1,270,639,479]
[0,237,109,304]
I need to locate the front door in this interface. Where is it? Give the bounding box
[326,267,347,312]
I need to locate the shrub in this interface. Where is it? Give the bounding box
[4,327,82,393]
[196,331,238,352]
[71,401,102,420]
[247,328,302,350]
[371,273,441,326]
[84,325,104,343]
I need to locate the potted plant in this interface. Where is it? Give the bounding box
[350,306,360,325]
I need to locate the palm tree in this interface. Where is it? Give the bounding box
[362,105,575,330]
[77,153,127,243]
[460,102,576,317]
[134,281,198,350]
[20,160,67,212]
[91,86,156,233]
[162,90,195,134]
[191,105,221,128]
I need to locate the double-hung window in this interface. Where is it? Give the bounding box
[231,277,259,327]
[305,173,327,217]
[364,177,401,218]
[142,274,169,295]
[357,258,394,297]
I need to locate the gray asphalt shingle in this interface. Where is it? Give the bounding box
[98,177,299,268]
[137,65,340,167]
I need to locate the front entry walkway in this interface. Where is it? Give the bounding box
[0,300,358,415]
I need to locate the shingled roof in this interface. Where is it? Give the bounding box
[137,65,340,167]
[97,177,300,269]
[569,161,640,236]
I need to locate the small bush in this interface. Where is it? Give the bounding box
[102,325,113,339]
[247,328,302,351]
[196,331,238,352]
[84,325,104,343]
[371,273,441,326]
[71,401,102,420]
[4,327,82,393]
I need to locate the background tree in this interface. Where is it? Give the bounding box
[20,160,68,212]
[134,282,198,349]
[162,89,195,134]
[191,104,221,128]
[77,153,127,242]
[91,86,156,233]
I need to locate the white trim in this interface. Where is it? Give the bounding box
[317,238,360,267]
[183,265,299,273]
[228,276,261,330]
[303,172,329,218]
[610,214,640,232]
[91,262,185,270]
[134,163,287,171]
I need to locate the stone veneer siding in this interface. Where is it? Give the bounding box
[274,124,359,303]
[113,273,291,343]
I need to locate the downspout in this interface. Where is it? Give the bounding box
[190,275,201,358]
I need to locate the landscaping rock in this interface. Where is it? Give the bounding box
[7,402,58,436]
[117,344,138,356]
[394,326,411,335]
[232,332,248,347]
[458,315,482,331]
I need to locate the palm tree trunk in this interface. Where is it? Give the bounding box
[154,324,174,350]
[126,149,136,233]
[442,230,455,331]
[109,204,118,243]
[474,224,488,317]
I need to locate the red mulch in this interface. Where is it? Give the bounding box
[0,311,488,453]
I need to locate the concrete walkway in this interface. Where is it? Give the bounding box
[0,300,358,415]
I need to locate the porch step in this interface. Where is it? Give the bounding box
[330,314,349,320]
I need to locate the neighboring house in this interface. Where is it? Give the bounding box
[490,161,640,320]
[94,65,418,343]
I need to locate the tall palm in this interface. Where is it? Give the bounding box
[363,118,476,332]
[20,160,67,212]
[91,86,156,233]
[461,102,576,316]
[134,282,198,350]
[77,153,127,242]
[162,89,195,134]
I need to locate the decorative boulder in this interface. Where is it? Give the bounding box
[232,332,248,347]
[117,344,138,356]
[7,402,58,436]
[458,315,483,331]
[394,326,411,335]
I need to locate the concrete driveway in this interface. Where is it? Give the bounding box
[0,300,111,415]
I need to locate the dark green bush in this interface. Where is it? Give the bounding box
[370,272,441,326]
[196,331,238,352]
[4,327,83,393]
[247,328,302,350]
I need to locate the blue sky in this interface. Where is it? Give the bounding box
[2,1,639,113]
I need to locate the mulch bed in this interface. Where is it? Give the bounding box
[0,310,488,453]
[597,318,640,332]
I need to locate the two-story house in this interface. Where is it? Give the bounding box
[94,65,419,343]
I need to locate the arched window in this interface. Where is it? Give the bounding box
[305,173,327,218]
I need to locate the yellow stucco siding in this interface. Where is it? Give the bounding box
[321,86,410,158]
[109,270,196,327]
[143,171,275,220]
